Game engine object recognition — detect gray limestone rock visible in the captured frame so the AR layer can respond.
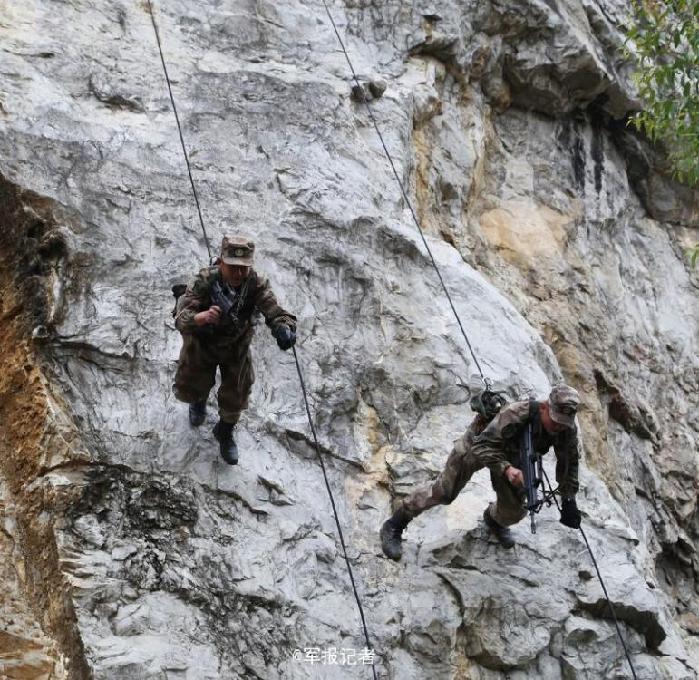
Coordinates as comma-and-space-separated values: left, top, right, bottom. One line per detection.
0, 0, 697, 679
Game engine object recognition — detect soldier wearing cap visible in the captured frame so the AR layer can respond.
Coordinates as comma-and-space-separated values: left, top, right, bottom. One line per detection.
173, 235, 296, 464
380, 384, 583, 560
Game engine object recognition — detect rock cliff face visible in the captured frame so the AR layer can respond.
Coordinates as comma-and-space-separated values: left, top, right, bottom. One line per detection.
0, 1, 697, 678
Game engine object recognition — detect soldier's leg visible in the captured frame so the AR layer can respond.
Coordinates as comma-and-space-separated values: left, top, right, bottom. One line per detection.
381, 443, 484, 561
488, 473, 527, 527
481, 472, 527, 549
398, 444, 482, 519
217, 350, 255, 425
213, 351, 255, 465
173, 335, 217, 404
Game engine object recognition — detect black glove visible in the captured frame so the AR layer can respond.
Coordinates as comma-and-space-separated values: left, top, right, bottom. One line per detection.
560, 497, 581, 529
273, 325, 296, 351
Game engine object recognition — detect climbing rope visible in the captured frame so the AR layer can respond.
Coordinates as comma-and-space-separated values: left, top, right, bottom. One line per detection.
293, 347, 378, 679
578, 526, 638, 679
320, 0, 487, 385
322, 11, 639, 670
146, 3, 378, 675
148, 1, 637, 675
542, 469, 638, 679
146, 0, 213, 262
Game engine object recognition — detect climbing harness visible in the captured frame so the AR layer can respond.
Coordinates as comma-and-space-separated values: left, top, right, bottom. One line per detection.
146, 3, 377, 676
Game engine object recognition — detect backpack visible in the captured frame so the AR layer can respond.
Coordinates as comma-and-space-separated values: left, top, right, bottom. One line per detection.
171, 283, 187, 318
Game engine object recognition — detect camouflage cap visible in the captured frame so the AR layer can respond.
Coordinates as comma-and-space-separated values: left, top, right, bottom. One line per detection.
548, 384, 580, 428
220, 234, 255, 266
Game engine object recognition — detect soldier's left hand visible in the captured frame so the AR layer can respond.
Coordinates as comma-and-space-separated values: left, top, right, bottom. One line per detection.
274, 325, 296, 351
560, 497, 581, 529
504, 465, 524, 488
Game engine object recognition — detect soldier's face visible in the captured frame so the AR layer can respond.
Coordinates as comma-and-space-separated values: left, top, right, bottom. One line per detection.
541, 402, 568, 434
220, 262, 250, 288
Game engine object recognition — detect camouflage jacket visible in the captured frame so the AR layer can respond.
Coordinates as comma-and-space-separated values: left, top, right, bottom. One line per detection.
451, 414, 490, 455
174, 266, 296, 348
469, 400, 580, 497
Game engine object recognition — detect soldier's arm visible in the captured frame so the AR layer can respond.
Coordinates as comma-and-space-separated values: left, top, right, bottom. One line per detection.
470, 402, 532, 476
451, 416, 484, 456
554, 426, 580, 497
470, 411, 518, 477
252, 275, 297, 332
174, 270, 210, 333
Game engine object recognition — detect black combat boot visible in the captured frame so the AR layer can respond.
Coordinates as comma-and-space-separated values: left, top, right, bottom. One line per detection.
483, 508, 515, 549
213, 420, 239, 465
380, 507, 412, 561
188, 400, 207, 427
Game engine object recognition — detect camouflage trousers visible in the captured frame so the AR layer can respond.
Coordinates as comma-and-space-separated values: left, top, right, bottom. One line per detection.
398, 444, 527, 527
173, 334, 255, 425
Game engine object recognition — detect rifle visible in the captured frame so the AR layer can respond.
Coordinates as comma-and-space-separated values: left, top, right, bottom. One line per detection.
519, 413, 557, 533
520, 422, 543, 533
210, 279, 240, 327
171, 278, 244, 335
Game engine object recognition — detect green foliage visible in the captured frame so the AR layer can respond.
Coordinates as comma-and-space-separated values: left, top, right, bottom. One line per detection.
628, 2, 698, 266
690, 243, 699, 267
627, 0, 699, 185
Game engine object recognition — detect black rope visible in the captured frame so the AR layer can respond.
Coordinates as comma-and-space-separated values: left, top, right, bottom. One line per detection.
147, 2, 377, 672
146, 0, 213, 262
320, 13, 636, 671
292, 347, 378, 679
292, 347, 376, 678
320, 0, 486, 384
578, 526, 638, 679
542, 469, 638, 679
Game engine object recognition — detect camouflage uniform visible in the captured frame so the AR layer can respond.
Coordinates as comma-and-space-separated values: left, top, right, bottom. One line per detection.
398, 400, 580, 527
173, 266, 296, 424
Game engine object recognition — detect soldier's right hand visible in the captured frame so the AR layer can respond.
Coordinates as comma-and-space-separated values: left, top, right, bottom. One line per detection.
504, 465, 524, 488
273, 325, 296, 351
194, 306, 222, 326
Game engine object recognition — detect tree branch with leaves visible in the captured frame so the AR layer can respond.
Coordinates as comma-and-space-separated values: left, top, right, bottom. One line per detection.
627, 0, 699, 263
